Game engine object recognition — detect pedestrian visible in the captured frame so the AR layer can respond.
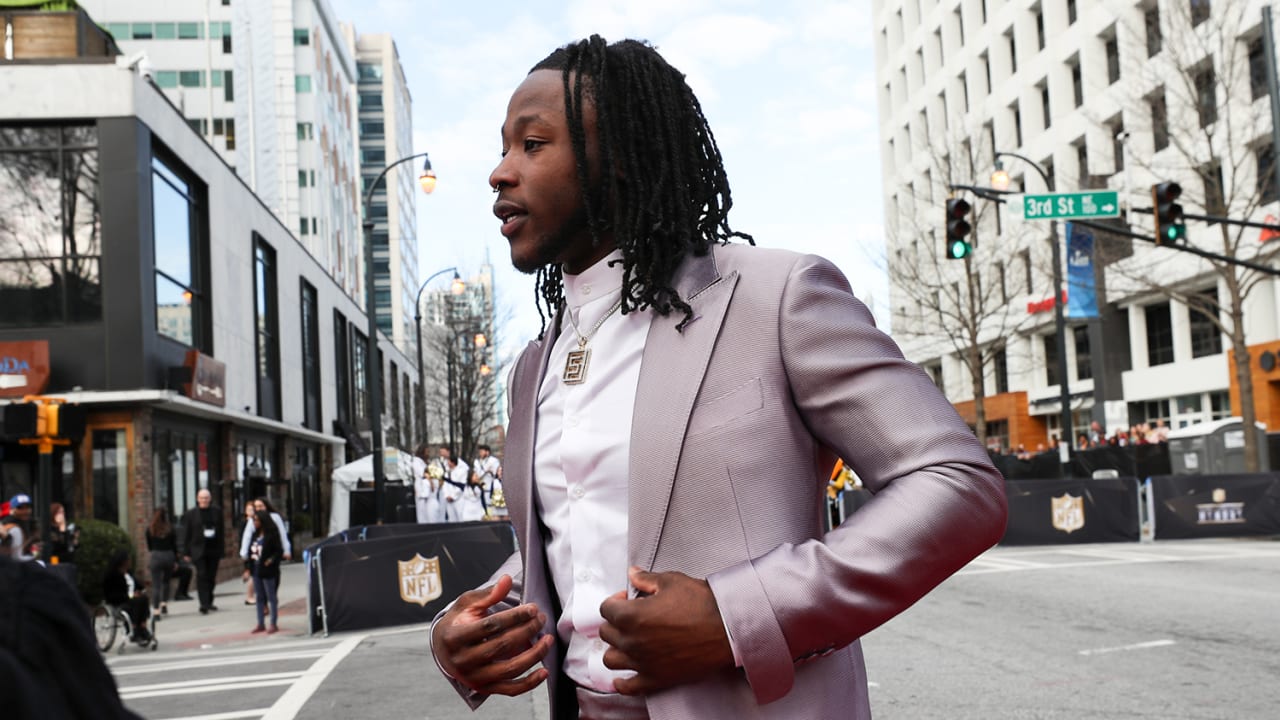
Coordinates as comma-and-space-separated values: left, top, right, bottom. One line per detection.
1, 501, 29, 561
240, 497, 291, 566
4, 493, 33, 561
236, 500, 257, 605
429, 36, 1007, 719
242, 509, 283, 634
144, 507, 178, 620
179, 488, 224, 615
416, 460, 448, 524
472, 444, 506, 519
101, 550, 151, 644
444, 452, 481, 521
46, 501, 78, 563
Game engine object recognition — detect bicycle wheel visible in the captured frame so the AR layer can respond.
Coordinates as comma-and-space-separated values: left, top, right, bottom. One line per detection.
92, 605, 116, 653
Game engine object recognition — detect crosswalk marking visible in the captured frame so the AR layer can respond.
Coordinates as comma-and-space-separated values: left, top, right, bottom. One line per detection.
120, 671, 305, 694
122, 677, 300, 700
151, 710, 268, 720
110, 649, 330, 676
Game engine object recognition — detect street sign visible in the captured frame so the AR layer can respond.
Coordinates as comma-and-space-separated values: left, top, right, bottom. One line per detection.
1023, 191, 1121, 220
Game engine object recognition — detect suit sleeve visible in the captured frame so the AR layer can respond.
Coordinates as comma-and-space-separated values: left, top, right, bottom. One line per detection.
706, 253, 1007, 704
428, 549, 524, 709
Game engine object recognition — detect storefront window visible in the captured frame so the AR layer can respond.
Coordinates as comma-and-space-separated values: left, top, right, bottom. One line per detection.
92, 429, 128, 526
153, 422, 216, 518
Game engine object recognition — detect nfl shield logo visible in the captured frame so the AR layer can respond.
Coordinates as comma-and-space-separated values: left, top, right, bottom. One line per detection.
398, 554, 443, 606
1051, 493, 1085, 534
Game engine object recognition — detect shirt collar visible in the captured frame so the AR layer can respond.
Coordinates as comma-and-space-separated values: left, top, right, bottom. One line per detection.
563, 250, 624, 308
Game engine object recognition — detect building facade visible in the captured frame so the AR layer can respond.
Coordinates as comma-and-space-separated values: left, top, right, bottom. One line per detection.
0, 15, 418, 569
347, 30, 420, 358
874, 0, 1280, 453
80, 0, 367, 304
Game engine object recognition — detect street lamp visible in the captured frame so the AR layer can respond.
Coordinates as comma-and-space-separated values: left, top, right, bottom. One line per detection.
992, 151, 1073, 475
363, 151, 434, 524
414, 267, 464, 450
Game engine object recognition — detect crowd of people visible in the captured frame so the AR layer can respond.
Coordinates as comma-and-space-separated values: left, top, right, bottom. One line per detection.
414, 444, 506, 524
987, 419, 1173, 459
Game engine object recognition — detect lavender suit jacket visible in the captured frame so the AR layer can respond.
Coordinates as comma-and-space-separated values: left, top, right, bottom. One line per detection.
439, 244, 1008, 719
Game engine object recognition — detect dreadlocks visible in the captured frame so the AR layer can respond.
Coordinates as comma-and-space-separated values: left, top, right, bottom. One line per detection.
530, 35, 752, 337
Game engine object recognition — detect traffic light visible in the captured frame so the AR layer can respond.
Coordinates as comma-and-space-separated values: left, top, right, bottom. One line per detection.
2, 403, 39, 438
945, 198, 973, 260
0, 400, 86, 440
1152, 181, 1186, 245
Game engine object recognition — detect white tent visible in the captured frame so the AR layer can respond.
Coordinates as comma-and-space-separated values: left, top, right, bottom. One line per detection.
328, 450, 427, 535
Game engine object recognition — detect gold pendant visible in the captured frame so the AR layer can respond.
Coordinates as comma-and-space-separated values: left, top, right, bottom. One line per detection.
563, 347, 590, 385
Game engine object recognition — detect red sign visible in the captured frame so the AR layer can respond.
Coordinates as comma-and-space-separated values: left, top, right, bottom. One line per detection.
0, 341, 50, 398
1027, 290, 1069, 315
182, 350, 226, 407
1260, 214, 1280, 243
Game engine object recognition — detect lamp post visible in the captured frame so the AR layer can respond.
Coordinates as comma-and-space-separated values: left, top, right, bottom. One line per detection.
992, 151, 1073, 475
363, 152, 435, 523
414, 267, 464, 450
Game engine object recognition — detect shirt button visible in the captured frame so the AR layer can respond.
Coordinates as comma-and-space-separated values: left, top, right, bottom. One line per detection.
565, 417, 579, 428
582, 284, 592, 295
572, 486, 586, 499
577, 569, 591, 582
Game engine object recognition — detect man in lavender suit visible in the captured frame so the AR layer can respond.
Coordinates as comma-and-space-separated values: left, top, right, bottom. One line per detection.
430, 36, 1007, 720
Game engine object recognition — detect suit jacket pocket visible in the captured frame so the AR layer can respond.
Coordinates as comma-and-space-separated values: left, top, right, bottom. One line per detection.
686, 377, 764, 438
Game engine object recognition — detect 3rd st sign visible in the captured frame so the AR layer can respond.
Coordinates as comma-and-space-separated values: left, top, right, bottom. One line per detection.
1023, 191, 1121, 220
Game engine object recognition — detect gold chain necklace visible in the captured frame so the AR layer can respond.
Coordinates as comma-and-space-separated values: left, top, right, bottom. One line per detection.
562, 297, 624, 385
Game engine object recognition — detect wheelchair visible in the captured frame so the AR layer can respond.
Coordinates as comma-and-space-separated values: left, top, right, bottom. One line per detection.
93, 602, 158, 653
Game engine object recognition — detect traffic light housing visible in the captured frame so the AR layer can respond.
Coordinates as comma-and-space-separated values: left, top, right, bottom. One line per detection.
2, 403, 39, 438
0, 400, 86, 441
1152, 181, 1186, 245
945, 198, 973, 260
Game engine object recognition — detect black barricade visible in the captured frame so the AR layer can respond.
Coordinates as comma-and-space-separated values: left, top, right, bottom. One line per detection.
1001, 477, 1139, 545
312, 522, 516, 634
991, 444, 1170, 480
1149, 473, 1280, 539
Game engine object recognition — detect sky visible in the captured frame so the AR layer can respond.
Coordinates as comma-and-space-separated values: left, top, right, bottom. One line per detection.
328, 0, 888, 360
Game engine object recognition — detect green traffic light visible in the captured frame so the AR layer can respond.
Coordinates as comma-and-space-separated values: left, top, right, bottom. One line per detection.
950, 240, 970, 259
1167, 227, 1177, 240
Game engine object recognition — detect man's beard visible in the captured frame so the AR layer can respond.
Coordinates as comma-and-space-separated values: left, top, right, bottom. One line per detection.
511, 203, 593, 275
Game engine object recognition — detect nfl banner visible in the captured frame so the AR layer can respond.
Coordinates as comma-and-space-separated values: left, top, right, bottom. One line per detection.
1065, 222, 1098, 319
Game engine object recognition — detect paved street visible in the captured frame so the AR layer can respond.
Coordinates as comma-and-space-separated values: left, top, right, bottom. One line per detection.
107, 538, 1280, 719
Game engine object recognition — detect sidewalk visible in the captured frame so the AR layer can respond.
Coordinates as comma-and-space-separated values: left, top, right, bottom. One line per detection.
146, 560, 311, 651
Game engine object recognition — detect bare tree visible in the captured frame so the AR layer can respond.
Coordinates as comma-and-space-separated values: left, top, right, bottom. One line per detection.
886, 132, 1038, 450
1104, 2, 1280, 469
420, 292, 511, 462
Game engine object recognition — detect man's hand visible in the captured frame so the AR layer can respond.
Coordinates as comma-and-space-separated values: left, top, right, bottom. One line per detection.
431, 574, 554, 697
599, 567, 735, 696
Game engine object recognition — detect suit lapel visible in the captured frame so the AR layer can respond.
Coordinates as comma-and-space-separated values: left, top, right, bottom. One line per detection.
506, 319, 558, 589
629, 250, 739, 570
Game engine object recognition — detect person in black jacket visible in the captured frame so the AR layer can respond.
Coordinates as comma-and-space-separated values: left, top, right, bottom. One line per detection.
0, 556, 142, 719
241, 510, 283, 634
145, 507, 178, 619
179, 489, 224, 614
102, 550, 150, 643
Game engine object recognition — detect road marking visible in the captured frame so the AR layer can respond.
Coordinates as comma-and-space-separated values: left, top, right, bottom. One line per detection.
152, 711, 268, 720
111, 649, 331, 675
122, 677, 299, 700
1078, 639, 1176, 656
261, 634, 365, 720
957, 546, 1280, 575
110, 638, 340, 664
121, 671, 304, 694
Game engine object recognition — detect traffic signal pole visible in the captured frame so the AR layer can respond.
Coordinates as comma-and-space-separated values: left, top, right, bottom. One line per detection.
15, 396, 77, 561
1048, 218, 1074, 472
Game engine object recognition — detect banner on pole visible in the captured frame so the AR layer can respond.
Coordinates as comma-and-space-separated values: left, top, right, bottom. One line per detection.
1065, 222, 1098, 319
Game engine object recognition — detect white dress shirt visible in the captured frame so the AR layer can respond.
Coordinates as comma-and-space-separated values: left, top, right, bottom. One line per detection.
534, 250, 652, 692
